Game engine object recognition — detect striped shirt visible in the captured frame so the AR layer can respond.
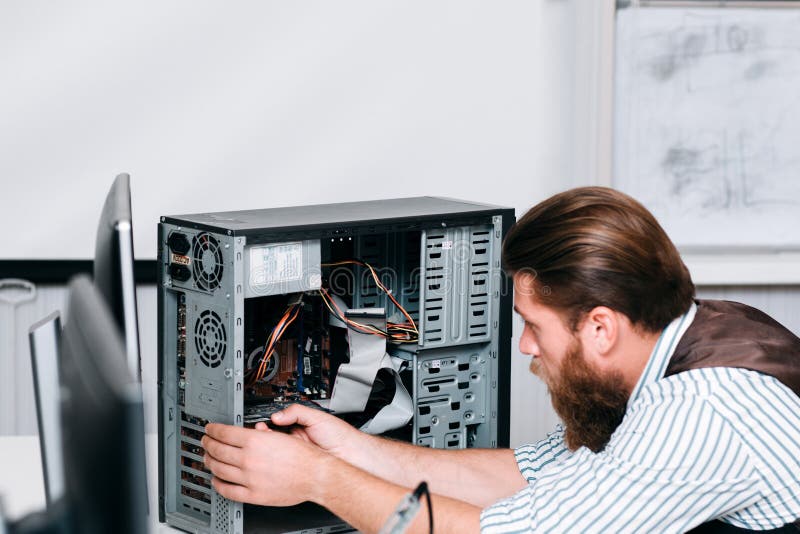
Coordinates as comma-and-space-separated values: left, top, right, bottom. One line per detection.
481, 303, 800, 532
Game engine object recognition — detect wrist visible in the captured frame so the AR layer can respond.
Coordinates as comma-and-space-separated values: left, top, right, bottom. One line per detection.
336, 427, 373, 466
311, 452, 347, 506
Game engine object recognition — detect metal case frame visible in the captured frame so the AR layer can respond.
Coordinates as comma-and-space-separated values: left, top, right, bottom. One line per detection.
158, 197, 514, 534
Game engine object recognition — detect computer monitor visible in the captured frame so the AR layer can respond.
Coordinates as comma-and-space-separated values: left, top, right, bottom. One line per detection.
28, 311, 65, 507
94, 172, 141, 379
58, 275, 147, 534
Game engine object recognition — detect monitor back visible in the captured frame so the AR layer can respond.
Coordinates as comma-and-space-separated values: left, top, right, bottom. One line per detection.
28, 311, 65, 506
59, 275, 147, 534
94, 172, 142, 379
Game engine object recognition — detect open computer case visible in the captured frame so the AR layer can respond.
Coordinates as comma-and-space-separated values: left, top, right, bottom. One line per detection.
157, 197, 514, 534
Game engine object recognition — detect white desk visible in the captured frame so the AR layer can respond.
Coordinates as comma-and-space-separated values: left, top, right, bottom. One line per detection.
0, 433, 180, 533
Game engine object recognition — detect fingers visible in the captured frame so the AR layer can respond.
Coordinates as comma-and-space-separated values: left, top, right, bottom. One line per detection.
205, 423, 251, 446
254, 422, 270, 432
201, 435, 243, 467
203, 454, 244, 485
270, 404, 322, 427
289, 427, 311, 443
211, 476, 252, 504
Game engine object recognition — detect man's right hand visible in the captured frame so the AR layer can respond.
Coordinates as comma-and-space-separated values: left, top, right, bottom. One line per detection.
267, 402, 526, 507
267, 404, 363, 462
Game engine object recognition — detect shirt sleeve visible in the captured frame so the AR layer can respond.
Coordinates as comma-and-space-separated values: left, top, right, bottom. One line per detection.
480, 381, 763, 533
513, 424, 570, 484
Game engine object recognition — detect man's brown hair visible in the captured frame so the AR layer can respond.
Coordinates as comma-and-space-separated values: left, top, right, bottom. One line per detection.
502, 187, 695, 333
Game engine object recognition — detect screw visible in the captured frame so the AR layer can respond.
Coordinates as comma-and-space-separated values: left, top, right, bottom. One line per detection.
431, 416, 439, 425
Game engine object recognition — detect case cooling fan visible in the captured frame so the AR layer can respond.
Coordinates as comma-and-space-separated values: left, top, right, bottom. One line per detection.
194, 310, 227, 368
192, 232, 224, 291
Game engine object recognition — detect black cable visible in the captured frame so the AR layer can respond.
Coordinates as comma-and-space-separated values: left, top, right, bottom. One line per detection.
412, 481, 433, 534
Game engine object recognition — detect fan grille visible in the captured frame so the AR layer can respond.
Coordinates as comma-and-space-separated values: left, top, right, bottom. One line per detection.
194, 310, 227, 368
192, 233, 224, 291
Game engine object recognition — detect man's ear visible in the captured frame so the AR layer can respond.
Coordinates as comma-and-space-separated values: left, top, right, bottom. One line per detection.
580, 306, 618, 358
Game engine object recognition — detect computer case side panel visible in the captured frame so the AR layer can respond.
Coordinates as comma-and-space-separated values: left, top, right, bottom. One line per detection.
157, 222, 167, 523
497, 209, 515, 448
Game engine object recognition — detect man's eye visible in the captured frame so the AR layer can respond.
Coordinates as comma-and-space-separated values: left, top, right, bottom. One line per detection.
515, 315, 536, 333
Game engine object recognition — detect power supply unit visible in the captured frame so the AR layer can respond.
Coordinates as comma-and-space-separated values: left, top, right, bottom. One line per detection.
157, 197, 514, 534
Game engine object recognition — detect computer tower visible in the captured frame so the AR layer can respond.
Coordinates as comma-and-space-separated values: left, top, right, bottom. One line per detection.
157, 197, 514, 534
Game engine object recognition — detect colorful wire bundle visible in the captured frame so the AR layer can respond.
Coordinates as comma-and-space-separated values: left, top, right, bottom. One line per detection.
321, 260, 419, 343
248, 259, 419, 385
248, 302, 302, 385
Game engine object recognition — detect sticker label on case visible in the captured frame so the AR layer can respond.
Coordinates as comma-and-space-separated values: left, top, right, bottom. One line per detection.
250, 242, 303, 286
171, 253, 190, 265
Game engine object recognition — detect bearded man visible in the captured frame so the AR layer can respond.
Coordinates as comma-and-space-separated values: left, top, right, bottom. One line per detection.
201, 187, 800, 533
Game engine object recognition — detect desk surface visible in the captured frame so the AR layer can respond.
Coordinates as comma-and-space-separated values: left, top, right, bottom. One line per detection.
0, 433, 179, 533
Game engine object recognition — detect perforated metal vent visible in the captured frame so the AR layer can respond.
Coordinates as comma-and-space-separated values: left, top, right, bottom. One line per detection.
192, 233, 224, 291
194, 310, 227, 368
214, 494, 231, 532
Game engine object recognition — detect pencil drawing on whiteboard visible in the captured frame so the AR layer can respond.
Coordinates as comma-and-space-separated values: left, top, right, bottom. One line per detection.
648, 22, 755, 85
614, 8, 800, 248
661, 127, 796, 211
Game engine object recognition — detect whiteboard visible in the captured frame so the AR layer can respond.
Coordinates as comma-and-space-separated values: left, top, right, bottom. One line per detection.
614, 7, 800, 249
0, 1, 549, 261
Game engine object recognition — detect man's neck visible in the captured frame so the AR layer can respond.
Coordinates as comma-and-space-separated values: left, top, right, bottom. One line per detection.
619, 328, 662, 396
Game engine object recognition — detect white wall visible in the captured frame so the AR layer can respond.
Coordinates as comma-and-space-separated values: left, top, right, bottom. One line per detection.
1, 0, 586, 261
1, 1, 608, 446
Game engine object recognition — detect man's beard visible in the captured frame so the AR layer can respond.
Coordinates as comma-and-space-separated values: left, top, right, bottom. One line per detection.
532, 339, 629, 453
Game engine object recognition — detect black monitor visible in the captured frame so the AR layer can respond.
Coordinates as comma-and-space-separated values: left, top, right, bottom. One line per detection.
94, 172, 141, 379
58, 275, 147, 534
28, 312, 65, 507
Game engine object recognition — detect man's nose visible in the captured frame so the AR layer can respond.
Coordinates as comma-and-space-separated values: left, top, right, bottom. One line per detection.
519, 328, 539, 357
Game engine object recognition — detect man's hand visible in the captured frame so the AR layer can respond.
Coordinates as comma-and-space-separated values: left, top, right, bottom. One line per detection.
202, 423, 329, 507
203, 421, 483, 533
270, 404, 364, 461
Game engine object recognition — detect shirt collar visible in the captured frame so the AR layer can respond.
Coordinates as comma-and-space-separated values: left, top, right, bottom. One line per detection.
627, 301, 697, 409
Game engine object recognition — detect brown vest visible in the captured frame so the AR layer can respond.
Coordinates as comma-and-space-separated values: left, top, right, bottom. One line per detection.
665, 300, 800, 533
666, 299, 800, 397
